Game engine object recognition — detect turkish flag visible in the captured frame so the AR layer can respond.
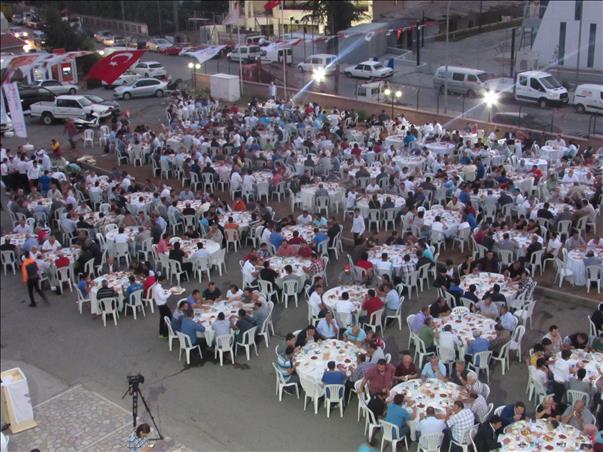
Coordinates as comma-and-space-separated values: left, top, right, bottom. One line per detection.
264, 0, 281, 10
87, 50, 145, 84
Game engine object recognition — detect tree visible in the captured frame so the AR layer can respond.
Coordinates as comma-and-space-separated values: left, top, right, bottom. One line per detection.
300, 0, 367, 35
41, 6, 95, 51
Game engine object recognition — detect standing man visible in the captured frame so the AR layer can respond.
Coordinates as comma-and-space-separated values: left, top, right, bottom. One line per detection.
152, 273, 172, 339
22, 254, 49, 307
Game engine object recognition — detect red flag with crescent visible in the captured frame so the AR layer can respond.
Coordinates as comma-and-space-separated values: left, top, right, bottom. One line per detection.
87, 50, 146, 84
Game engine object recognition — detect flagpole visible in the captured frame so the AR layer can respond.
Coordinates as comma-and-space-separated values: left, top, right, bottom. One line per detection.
281, 2, 287, 101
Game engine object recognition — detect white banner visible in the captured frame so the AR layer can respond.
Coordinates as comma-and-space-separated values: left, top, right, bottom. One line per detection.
261, 39, 302, 53
2, 83, 27, 138
183, 45, 226, 64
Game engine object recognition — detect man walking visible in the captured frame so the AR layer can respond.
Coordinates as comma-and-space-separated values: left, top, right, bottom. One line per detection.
21, 254, 48, 307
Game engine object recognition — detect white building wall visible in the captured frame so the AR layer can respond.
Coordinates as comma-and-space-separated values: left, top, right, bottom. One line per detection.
532, 0, 602, 71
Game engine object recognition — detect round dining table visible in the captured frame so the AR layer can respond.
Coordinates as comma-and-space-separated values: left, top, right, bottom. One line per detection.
566, 246, 603, 286
292, 339, 361, 384
555, 349, 603, 388
498, 419, 590, 451
459, 272, 518, 308
356, 194, 406, 218
422, 207, 463, 238
192, 299, 255, 345
389, 378, 466, 441
299, 182, 345, 211
323, 285, 368, 312
425, 142, 456, 156
367, 244, 418, 275
540, 145, 566, 162
433, 312, 497, 352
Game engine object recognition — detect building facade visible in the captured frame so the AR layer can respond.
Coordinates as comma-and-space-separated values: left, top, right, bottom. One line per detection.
531, 0, 601, 72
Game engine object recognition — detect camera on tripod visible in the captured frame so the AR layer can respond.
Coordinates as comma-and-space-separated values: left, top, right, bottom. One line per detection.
127, 374, 145, 387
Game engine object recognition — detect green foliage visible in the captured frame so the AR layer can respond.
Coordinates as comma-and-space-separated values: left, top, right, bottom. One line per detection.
41, 6, 88, 51
300, 0, 367, 35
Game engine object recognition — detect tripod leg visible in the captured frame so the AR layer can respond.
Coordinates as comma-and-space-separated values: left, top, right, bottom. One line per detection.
132, 392, 138, 428
136, 388, 163, 440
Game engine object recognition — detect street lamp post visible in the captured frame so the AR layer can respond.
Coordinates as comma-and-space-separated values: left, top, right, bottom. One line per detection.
483, 90, 499, 123
188, 62, 201, 90
384, 88, 402, 118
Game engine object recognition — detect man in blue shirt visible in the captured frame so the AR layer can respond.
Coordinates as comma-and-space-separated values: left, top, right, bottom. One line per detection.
126, 275, 143, 302
499, 401, 526, 427
312, 228, 329, 247
321, 361, 346, 397
421, 356, 447, 379
466, 330, 490, 365
384, 393, 416, 439
383, 283, 401, 317
269, 228, 284, 249
180, 309, 205, 346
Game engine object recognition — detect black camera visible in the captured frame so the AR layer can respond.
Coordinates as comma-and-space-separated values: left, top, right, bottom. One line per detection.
127, 374, 145, 386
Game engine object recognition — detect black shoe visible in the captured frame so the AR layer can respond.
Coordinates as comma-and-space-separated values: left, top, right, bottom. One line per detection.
29, 303, 37, 307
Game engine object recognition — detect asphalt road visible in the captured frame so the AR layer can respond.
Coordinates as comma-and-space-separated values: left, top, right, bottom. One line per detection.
129, 49, 600, 139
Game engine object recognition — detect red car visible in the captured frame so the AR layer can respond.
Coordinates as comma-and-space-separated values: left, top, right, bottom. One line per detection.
162, 43, 192, 56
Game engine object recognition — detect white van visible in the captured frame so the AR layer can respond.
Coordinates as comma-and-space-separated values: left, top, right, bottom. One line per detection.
573, 84, 603, 114
227, 45, 262, 63
297, 54, 337, 75
260, 48, 292, 65
433, 66, 494, 97
514, 71, 568, 108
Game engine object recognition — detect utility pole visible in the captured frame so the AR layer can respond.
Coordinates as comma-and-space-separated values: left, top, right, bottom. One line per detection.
121, 0, 126, 33
416, 21, 420, 66
444, 0, 451, 113
173, 1, 179, 33
157, 1, 162, 35
575, 5, 583, 87
510, 28, 516, 78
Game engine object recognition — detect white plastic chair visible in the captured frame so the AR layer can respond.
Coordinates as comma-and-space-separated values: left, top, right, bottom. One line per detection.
164, 315, 178, 352
56, 266, 73, 293
214, 334, 235, 366
586, 266, 602, 294
418, 432, 444, 452
100, 297, 119, 327
448, 425, 477, 452
177, 331, 202, 365
362, 308, 384, 334
468, 350, 493, 383
451, 306, 469, 315
553, 257, 574, 287
124, 290, 146, 320
384, 297, 404, 330
143, 283, 156, 314
566, 389, 590, 406
300, 374, 324, 415
380, 420, 409, 452
225, 228, 240, 252
323, 384, 345, 418
281, 279, 299, 308
491, 340, 511, 375
235, 326, 258, 361
360, 397, 382, 441
83, 129, 94, 148
272, 362, 299, 401
75, 286, 91, 314
413, 336, 435, 368
1, 250, 18, 275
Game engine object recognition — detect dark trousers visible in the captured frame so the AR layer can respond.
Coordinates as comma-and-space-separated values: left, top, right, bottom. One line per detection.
27, 279, 47, 305
552, 381, 566, 405
158, 304, 172, 337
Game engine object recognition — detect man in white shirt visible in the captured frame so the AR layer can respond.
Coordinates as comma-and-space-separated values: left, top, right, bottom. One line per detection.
316, 312, 339, 339
230, 170, 243, 193
13, 220, 33, 234
191, 242, 209, 260
351, 208, 365, 239
242, 257, 259, 288
152, 274, 173, 338
551, 349, 577, 402
41, 235, 62, 252
417, 407, 447, 444
374, 253, 393, 276
431, 216, 444, 233
438, 324, 460, 355
365, 180, 380, 194
242, 171, 256, 193
334, 291, 356, 315
113, 227, 129, 244
308, 285, 326, 318
297, 210, 313, 226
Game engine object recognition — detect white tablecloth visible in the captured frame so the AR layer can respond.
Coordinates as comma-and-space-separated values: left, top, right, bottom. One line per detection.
389, 379, 465, 441
393, 156, 426, 171
293, 339, 360, 383
557, 350, 603, 387
567, 247, 603, 286
433, 312, 497, 346
423, 207, 463, 238
281, 225, 318, 243
493, 230, 543, 256
517, 158, 547, 173
499, 420, 589, 451
299, 183, 344, 210
425, 142, 456, 156
540, 145, 566, 161
384, 135, 405, 151
323, 286, 368, 312
193, 299, 254, 344
356, 194, 406, 218
367, 244, 417, 273
460, 272, 518, 307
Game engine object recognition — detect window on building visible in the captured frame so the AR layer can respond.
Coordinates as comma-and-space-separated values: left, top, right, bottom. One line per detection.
575, 0, 583, 20
587, 23, 597, 68
558, 22, 566, 65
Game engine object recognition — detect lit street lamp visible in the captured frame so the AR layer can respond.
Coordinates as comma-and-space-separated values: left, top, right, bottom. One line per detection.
483, 90, 499, 122
188, 62, 201, 90
384, 87, 402, 118
312, 67, 326, 84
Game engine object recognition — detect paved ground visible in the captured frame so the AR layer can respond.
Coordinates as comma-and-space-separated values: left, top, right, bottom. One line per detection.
1, 173, 601, 452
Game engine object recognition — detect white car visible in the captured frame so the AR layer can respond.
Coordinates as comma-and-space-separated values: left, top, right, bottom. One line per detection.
113, 78, 168, 100
103, 35, 127, 47
131, 61, 167, 78
344, 60, 393, 79
101, 71, 141, 88
9, 27, 28, 38
146, 38, 173, 52
94, 30, 113, 43
30, 79, 78, 95
297, 54, 337, 75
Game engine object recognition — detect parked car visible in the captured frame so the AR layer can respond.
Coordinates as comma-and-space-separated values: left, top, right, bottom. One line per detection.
514, 71, 568, 108
14, 84, 56, 114
104, 35, 127, 47
94, 30, 113, 43
343, 60, 393, 79
227, 45, 262, 63
572, 84, 603, 114
11, 14, 24, 25
9, 27, 28, 38
297, 54, 337, 75
30, 95, 114, 125
101, 71, 141, 88
433, 66, 496, 97
83, 95, 121, 113
146, 38, 173, 52
29, 79, 78, 95
491, 112, 562, 133
162, 42, 192, 55
113, 78, 168, 100
131, 61, 167, 78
